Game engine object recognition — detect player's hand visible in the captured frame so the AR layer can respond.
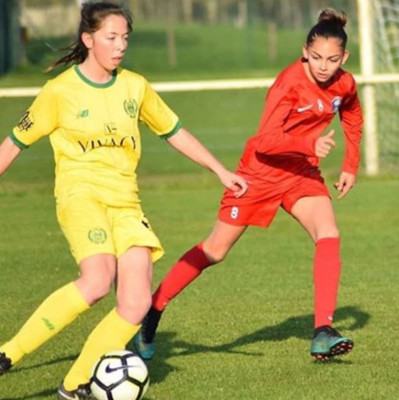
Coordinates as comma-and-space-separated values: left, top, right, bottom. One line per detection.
315, 129, 336, 158
334, 171, 356, 199
218, 170, 248, 198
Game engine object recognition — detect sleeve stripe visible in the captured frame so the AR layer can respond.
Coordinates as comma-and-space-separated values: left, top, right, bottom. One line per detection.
160, 120, 182, 140
9, 132, 29, 149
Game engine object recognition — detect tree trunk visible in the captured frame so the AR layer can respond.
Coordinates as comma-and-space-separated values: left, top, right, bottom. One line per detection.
182, 0, 193, 24
206, 0, 218, 25
267, 21, 278, 62
167, 0, 177, 68
128, 0, 140, 19
237, 0, 248, 28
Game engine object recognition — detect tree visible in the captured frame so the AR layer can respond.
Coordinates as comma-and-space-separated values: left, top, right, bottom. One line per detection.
182, 0, 193, 23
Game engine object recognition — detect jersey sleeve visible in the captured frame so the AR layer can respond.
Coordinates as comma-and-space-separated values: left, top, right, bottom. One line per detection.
255, 79, 315, 156
10, 82, 58, 149
139, 79, 181, 138
339, 78, 363, 174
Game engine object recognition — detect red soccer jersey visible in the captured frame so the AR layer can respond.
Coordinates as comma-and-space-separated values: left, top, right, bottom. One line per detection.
238, 58, 363, 185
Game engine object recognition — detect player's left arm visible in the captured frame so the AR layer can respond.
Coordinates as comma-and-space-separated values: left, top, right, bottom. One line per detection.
337, 79, 363, 199
167, 128, 247, 197
334, 171, 357, 199
139, 78, 247, 197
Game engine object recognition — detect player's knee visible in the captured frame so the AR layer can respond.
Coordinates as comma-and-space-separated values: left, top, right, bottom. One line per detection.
94, 280, 113, 301
315, 228, 340, 242
79, 276, 113, 304
118, 293, 152, 324
203, 246, 229, 264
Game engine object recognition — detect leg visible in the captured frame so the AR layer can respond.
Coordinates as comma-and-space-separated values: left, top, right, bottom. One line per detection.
75, 253, 117, 305
62, 248, 150, 392
291, 196, 353, 360
153, 219, 247, 311
60, 254, 116, 394
116, 246, 153, 324
131, 220, 246, 359
0, 282, 89, 370
0, 254, 114, 377
291, 195, 340, 326
290, 195, 339, 242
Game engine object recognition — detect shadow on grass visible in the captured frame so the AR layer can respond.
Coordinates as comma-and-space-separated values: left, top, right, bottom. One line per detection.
148, 305, 370, 384
0, 354, 78, 400
6, 353, 78, 375
1, 389, 56, 400
1, 306, 368, 398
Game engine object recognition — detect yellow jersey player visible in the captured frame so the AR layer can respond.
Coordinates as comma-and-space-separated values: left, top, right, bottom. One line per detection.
0, 2, 247, 399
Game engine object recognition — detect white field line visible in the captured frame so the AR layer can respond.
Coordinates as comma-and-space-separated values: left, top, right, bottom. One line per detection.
2, 74, 399, 98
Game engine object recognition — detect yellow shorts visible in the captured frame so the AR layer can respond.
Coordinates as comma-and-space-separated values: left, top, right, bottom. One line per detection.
56, 196, 164, 264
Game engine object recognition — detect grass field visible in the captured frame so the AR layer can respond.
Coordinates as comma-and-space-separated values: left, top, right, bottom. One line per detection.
0, 38, 398, 399
0, 87, 398, 400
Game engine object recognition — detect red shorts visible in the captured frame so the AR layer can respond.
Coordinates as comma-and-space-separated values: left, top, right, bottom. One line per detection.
218, 172, 330, 228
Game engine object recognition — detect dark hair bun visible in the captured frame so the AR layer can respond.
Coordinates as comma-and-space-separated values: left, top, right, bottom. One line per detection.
318, 8, 347, 28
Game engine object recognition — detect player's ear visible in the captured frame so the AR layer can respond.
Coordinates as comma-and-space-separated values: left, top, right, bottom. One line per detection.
341, 50, 349, 65
81, 32, 93, 49
302, 45, 309, 60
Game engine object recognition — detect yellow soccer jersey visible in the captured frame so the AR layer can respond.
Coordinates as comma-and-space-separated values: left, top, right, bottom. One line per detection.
11, 66, 181, 206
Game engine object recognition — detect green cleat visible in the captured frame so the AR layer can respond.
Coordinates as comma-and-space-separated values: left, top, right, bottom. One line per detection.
130, 329, 156, 360
311, 325, 354, 361
126, 307, 163, 360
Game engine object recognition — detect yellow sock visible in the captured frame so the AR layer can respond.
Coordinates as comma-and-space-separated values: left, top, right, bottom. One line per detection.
0, 282, 89, 364
63, 308, 140, 391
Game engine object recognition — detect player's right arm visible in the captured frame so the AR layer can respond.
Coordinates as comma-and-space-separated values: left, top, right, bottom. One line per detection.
0, 82, 58, 179
0, 137, 22, 177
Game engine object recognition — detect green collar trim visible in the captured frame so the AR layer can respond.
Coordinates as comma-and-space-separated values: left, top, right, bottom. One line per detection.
74, 65, 117, 88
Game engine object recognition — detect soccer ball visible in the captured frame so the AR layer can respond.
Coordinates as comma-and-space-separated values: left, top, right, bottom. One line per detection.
90, 350, 149, 400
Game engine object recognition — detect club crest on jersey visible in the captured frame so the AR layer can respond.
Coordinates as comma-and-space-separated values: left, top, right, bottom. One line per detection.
317, 99, 324, 112
332, 97, 342, 113
88, 228, 107, 244
124, 98, 138, 118
17, 111, 34, 132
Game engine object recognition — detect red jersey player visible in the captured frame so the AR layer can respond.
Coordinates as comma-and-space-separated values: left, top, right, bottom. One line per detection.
129, 8, 363, 362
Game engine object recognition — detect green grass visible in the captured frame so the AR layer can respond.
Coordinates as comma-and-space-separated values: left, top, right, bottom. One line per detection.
0, 84, 398, 398
0, 179, 398, 399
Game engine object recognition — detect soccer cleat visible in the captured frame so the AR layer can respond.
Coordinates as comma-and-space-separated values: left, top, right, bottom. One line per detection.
131, 329, 156, 360
57, 382, 93, 400
311, 325, 354, 361
0, 352, 12, 376
126, 307, 163, 360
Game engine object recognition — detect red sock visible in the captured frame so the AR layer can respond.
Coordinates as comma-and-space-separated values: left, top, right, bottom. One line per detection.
313, 237, 342, 328
152, 243, 214, 311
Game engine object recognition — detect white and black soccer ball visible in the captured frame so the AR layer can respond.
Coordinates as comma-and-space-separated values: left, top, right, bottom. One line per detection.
90, 350, 149, 400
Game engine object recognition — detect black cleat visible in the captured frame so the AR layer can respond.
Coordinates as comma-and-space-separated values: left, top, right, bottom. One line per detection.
57, 382, 93, 400
0, 352, 12, 376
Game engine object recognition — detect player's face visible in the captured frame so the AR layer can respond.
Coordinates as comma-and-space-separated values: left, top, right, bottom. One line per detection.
303, 37, 349, 85
83, 14, 129, 72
